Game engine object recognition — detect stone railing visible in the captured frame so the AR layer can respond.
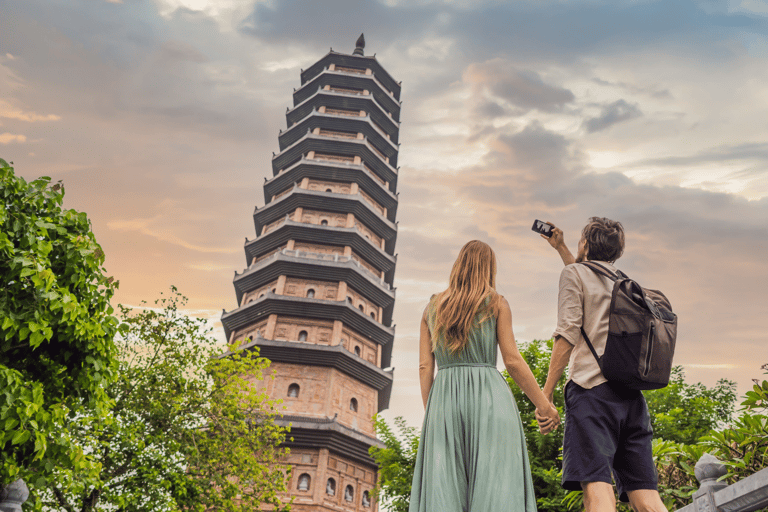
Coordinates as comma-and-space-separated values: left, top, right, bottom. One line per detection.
366, 140, 386, 160
262, 216, 287, 235
327, 85, 366, 96
362, 163, 386, 186
280, 248, 390, 289
334, 65, 367, 75
245, 247, 389, 290
314, 152, 355, 164
324, 107, 360, 118
675, 453, 768, 512
318, 128, 358, 140
0, 479, 29, 512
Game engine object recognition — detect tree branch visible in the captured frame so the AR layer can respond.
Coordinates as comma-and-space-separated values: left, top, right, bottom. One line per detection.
52, 486, 77, 512
81, 487, 101, 512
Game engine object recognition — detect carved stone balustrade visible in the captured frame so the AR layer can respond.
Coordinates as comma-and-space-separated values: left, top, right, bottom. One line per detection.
0, 480, 29, 512
675, 453, 768, 512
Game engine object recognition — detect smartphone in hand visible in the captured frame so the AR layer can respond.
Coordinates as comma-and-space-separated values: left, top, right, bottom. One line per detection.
532, 219, 553, 238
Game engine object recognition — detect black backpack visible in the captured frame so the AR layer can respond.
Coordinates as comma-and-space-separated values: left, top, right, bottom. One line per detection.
579, 261, 678, 390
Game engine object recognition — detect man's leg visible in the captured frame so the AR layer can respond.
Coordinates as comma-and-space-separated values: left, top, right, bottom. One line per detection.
582, 482, 616, 512
626, 489, 666, 512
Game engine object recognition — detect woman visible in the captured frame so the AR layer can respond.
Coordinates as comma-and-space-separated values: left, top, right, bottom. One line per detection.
409, 240, 560, 512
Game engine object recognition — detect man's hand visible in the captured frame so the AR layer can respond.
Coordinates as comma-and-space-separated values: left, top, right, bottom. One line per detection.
542, 221, 575, 266
542, 221, 565, 250
535, 403, 561, 435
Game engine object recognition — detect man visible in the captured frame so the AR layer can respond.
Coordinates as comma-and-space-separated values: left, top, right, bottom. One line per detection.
536, 217, 667, 512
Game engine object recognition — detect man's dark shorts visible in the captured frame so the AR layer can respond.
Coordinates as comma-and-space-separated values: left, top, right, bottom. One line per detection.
562, 380, 658, 502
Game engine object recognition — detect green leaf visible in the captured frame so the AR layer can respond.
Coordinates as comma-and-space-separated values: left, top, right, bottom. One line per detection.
11, 429, 30, 445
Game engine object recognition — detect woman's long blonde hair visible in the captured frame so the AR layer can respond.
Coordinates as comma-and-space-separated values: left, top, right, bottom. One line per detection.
432, 240, 500, 353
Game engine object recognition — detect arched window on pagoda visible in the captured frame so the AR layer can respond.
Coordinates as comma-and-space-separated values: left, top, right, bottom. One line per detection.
344, 485, 354, 502
326, 478, 336, 496
297, 473, 311, 491
287, 383, 300, 398
362, 491, 371, 508
306, 288, 315, 298
354, 346, 361, 357
298, 330, 308, 342
350, 397, 358, 412
321, 220, 329, 226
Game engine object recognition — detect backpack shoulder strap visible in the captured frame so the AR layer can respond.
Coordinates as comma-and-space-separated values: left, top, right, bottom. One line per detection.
580, 326, 601, 365
577, 261, 620, 367
579, 261, 621, 281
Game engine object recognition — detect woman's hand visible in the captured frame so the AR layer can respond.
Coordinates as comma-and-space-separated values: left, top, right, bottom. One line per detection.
535, 403, 561, 435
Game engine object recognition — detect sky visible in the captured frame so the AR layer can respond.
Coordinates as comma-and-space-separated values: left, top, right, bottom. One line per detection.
2, 0, 767, 430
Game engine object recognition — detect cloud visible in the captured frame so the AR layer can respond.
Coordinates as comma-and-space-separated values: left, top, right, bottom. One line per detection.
583, 99, 643, 133
0, 100, 60, 122
186, 262, 235, 271
446, 0, 768, 64
592, 77, 672, 99
464, 60, 575, 113
238, 0, 439, 49
0, 133, 27, 144
107, 217, 240, 255
625, 142, 768, 168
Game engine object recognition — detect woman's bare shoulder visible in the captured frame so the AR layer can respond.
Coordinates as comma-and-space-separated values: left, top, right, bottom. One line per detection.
494, 293, 512, 318
422, 294, 437, 320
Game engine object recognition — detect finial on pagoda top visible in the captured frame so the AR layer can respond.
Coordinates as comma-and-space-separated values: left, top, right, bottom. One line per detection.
353, 33, 365, 56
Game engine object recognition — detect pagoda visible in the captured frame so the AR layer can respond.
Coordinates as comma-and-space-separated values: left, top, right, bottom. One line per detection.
221, 35, 401, 511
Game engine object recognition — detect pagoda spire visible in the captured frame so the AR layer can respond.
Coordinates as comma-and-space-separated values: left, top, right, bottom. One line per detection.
353, 33, 365, 56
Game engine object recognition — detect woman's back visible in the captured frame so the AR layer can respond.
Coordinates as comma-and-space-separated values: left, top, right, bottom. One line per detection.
427, 295, 498, 368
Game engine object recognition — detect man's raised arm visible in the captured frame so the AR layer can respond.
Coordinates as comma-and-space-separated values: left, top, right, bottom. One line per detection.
542, 222, 576, 266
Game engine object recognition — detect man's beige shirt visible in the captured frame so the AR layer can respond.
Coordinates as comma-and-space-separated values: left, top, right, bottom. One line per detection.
552, 260, 618, 389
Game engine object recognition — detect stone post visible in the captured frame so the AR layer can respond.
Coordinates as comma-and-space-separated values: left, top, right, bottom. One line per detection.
692, 453, 728, 512
0, 480, 29, 512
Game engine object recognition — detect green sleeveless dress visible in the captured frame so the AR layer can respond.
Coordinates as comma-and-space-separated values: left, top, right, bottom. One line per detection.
408, 297, 538, 512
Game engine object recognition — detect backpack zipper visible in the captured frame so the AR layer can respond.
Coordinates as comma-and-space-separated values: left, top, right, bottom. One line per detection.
643, 323, 655, 377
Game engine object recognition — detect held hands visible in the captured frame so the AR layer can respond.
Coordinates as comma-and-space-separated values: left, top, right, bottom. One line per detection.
535, 401, 560, 435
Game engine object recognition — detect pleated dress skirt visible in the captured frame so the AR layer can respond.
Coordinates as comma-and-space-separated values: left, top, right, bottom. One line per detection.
408, 301, 538, 512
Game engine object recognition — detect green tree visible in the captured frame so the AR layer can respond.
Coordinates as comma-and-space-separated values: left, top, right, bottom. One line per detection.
650, 364, 768, 511
502, 338, 569, 512
369, 416, 420, 512
39, 289, 292, 512
644, 366, 737, 445
0, 158, 120, 492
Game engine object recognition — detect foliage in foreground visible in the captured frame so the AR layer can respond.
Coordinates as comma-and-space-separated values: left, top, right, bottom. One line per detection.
648, 364, 768, 511
369, 416, 420, 512
0, 158, 121, 489
36, 289, 292, 512
370, 339, 750, 512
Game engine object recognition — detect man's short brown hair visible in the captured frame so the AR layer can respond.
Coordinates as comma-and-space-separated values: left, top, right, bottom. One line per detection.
582, 217, 625, 262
